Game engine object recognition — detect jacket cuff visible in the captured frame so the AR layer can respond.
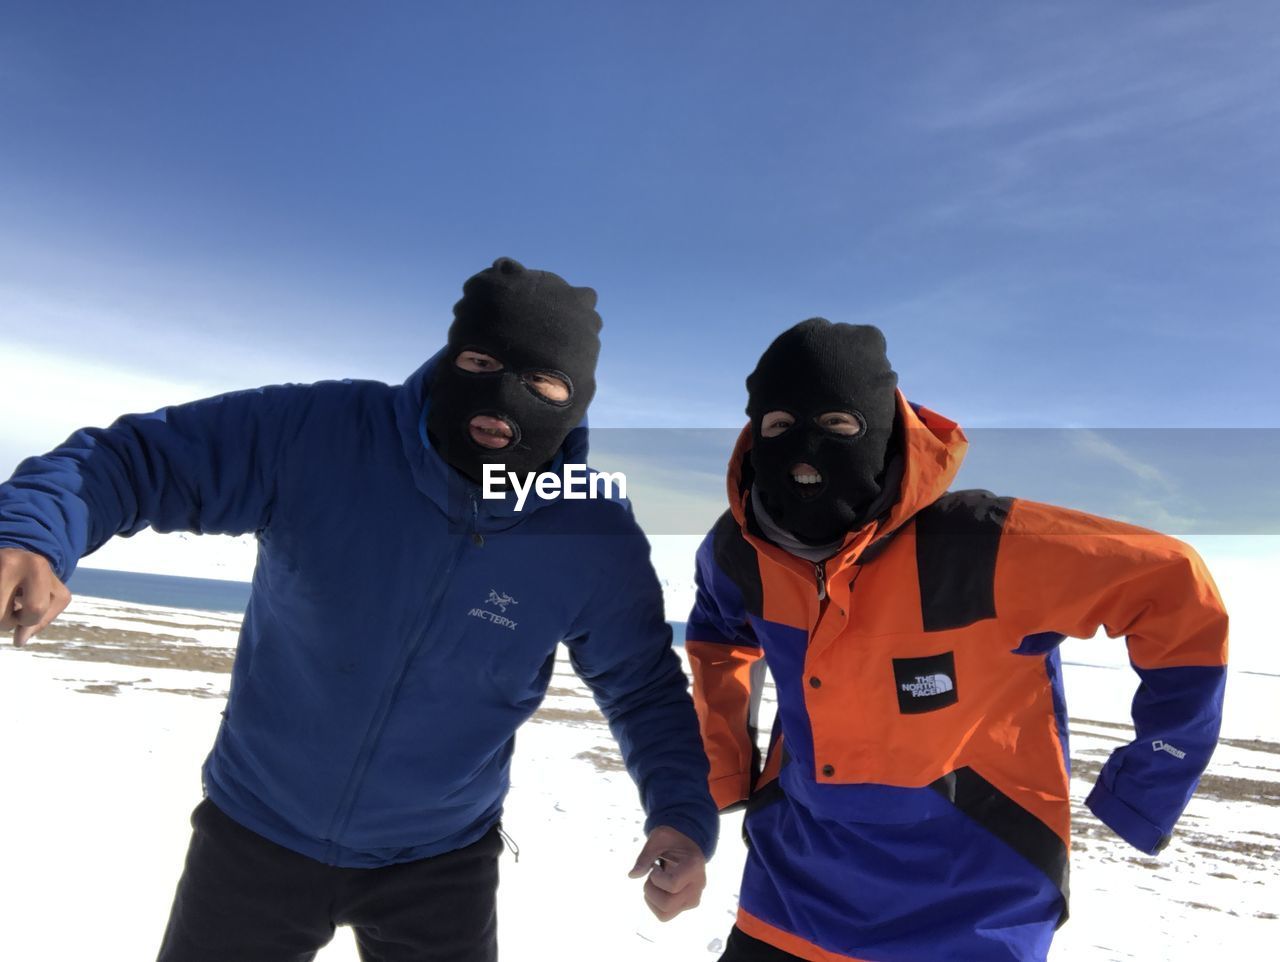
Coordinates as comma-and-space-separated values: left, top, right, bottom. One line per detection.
644, 811, 718, 860
0, 540, 68, 582
1086, 780, 1171, 855
709, 772, 751, 812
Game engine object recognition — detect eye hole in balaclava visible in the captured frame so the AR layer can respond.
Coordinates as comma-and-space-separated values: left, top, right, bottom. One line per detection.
746, 318, 899, 545
427, 258, 602, 483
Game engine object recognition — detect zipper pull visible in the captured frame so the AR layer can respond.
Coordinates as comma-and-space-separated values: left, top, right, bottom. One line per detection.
470, 494, 484, 546
815, 562, 827, 601
497, 824, 520, 862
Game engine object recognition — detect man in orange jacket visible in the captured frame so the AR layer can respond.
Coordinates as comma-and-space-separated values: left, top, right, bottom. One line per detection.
685, 318, 1228, 962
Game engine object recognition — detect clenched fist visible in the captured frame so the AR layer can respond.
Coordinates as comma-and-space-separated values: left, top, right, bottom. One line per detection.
0, 548, 71, 647
628, 825, 707, 922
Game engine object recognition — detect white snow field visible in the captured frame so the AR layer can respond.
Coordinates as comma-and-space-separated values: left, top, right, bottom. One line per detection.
0, 580, 1275, 961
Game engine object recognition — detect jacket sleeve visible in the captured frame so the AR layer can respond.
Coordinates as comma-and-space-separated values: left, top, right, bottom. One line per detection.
995, 498, 1229, 855
562, 514, 719, 859
0, 385, 309, 580
684, 528, 767, 811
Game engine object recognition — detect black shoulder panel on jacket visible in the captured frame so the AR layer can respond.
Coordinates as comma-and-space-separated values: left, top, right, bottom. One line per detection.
712, 510, 764, 619
914, 489, 1012, 632
931, 766, 1070, 926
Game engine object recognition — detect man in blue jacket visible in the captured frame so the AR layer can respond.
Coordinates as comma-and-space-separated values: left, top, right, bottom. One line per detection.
0, 257, 717, 961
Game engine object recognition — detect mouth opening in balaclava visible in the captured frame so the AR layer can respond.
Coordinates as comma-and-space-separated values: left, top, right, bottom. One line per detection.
746, 317, 899, 545
427, 257, 602, 483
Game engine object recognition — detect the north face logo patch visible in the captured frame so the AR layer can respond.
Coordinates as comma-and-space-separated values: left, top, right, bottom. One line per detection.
893, 652, 959, 714
901, 673, 954, 698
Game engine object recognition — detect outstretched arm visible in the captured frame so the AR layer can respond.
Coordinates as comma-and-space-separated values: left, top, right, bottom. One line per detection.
0, 384, 310, 642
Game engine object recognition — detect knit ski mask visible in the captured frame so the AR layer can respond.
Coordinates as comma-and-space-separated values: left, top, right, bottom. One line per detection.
746, 318, 899, 545
428, 257, 602, 482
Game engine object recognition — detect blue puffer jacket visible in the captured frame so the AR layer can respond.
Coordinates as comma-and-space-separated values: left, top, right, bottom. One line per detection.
0, 353, 718, 866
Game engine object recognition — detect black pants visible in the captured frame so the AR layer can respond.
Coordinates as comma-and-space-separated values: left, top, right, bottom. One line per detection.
157, 798, 502, 962
719, 926, 807, 961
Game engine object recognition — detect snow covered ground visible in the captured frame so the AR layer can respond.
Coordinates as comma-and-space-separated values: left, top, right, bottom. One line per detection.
0, 593, 1275, 960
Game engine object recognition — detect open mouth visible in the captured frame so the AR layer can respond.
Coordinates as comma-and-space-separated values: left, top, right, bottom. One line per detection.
788, 462, 826, 498
468, 415, 515, 450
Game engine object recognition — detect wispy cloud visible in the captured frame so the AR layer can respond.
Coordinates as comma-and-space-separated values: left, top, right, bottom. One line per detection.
918, 3, 1280, 136
1070, 429, 1177, 493
904, 2, 1280, 232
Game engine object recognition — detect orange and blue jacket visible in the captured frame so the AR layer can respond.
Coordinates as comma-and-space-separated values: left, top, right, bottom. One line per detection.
686, 396, 1228, 962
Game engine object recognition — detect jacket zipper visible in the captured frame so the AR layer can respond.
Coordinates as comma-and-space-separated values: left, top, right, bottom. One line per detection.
323, 491, 483, 856
814, 561, 827, 601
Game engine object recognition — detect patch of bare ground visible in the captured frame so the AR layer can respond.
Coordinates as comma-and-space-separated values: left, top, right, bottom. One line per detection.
1073, 732, 1128, 745
78, 599, 241, 621
34, 622, 192, 646
543, 686, 587, 700
1070, 748, 1280, 870
152, 687, 225, 699
62, 677, 225, 699
109, 615, 234, 632
22, 626, 235, 674
1068, 758, 1106, 783
1071, 717, 1280, 757
1083, 816, 1276, 870
1172, 831, 1277, 864
1069, 717, 1133, 732
575, 746, 625, 773
77, 682, 127, 696
1193, 773, 1280, 806
1216, 736, 1280, 756
1071, 756, 1279, 807
532, 705, 606, 727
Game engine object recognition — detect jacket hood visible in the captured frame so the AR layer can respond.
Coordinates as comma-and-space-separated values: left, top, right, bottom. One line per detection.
727, 390, 967, 559
394, 350, 591, 529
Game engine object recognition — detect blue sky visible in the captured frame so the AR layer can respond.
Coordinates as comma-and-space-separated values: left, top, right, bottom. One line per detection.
2, 1, 1278, 535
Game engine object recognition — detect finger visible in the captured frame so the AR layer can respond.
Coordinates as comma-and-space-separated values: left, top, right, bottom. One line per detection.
15, 581, 70, 647
9, 554, 55, 624
9, 562, 55, 632
0, 568, 21, 631
645, 861, 686, 895
644, 880, 700, 922
651, 854, 706, 895
645, 878, 686, 913
643, 885, 679, 922
628, 837, 664, 879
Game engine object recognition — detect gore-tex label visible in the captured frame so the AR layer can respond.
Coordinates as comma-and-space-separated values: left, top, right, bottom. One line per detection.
893, 651, 959, 714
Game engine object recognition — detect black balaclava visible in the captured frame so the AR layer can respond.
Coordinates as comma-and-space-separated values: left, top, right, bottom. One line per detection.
427, 257, 602, 483
746, 318, 899, 545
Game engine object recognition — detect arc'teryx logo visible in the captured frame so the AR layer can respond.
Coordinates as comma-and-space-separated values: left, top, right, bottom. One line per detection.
486, 589, 517, 613
468, 589, 519, 630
